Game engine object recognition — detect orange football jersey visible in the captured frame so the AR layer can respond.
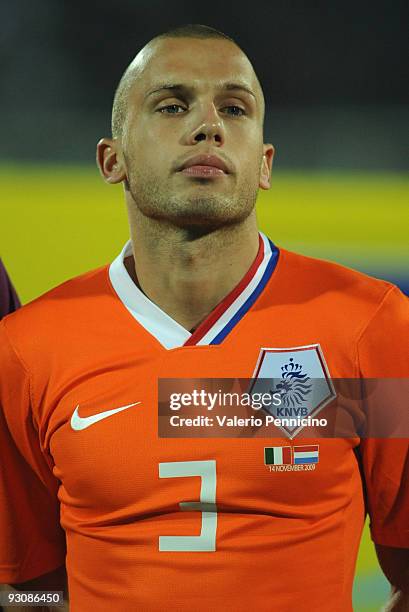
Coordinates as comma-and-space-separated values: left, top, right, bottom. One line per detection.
0, 233, 408, 612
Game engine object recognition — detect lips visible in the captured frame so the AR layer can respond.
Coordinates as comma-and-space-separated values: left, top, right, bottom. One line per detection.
178, 154, 230, 175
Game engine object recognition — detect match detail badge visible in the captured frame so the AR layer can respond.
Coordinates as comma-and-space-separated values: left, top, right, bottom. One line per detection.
250, 344, 336, 438
264, 445, 319, 465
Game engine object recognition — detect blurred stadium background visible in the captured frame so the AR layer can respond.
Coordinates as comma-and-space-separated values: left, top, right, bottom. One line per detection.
1, 2, 407, 610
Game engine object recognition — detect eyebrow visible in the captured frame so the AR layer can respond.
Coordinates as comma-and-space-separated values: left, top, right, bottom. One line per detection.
145, 82, 257, 100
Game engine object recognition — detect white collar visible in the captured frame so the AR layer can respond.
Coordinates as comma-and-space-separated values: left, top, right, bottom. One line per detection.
108, 233, 278, 349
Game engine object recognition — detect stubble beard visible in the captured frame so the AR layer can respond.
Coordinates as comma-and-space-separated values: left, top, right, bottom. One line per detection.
126, 169, 259, 230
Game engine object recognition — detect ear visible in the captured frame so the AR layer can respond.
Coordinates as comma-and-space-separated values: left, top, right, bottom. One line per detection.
259, 144, 275, 190
96, 138, 127, 184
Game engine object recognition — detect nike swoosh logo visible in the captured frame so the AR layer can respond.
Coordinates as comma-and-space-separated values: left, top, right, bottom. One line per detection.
71, 402, 141, 431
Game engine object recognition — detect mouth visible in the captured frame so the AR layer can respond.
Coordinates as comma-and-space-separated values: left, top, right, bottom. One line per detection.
177, 154, 230, 178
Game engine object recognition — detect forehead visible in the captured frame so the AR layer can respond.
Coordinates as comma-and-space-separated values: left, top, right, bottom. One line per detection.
131, 37, 260, 97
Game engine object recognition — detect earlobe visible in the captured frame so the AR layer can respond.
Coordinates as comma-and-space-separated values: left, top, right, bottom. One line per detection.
96, 138, 127, 184
259, 145, 274, 190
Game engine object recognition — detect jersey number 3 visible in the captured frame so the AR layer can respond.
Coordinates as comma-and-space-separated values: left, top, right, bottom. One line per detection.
159, 460, 217, 552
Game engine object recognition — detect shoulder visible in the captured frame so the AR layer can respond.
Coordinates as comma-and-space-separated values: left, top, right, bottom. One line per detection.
277, 247, 401, 309
0, 264, 111, 357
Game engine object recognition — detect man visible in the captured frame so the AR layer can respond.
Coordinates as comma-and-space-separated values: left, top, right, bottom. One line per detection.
0, 260, 20, 612
0, 259, 20, 319
0, 24, 408, 612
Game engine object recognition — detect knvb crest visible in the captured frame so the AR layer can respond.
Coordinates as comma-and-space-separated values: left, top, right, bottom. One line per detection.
274, 358, 312, 408
250, 344, 336, 438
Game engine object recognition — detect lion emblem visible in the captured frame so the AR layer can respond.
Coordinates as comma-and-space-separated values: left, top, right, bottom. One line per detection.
273, 358, 312, 407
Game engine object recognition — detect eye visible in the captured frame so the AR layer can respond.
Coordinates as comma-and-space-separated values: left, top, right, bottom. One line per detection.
157, 104, 186, 114
223, 105, 246, 117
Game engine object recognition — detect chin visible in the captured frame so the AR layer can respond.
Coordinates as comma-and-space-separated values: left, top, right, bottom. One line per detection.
168, 209, 252, 231
130, 184, 257, 230
169, 195, 254, 225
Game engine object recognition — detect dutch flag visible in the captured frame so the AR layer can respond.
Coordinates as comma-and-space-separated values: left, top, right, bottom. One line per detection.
293, 445, 319, 464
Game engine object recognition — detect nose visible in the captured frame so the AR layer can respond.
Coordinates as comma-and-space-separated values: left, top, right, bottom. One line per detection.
187, 103, 225, 146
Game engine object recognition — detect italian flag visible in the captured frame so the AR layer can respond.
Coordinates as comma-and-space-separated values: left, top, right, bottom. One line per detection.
265, 446, 292, 465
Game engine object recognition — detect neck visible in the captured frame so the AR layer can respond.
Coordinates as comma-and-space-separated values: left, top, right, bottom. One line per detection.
124, 207, 260, 332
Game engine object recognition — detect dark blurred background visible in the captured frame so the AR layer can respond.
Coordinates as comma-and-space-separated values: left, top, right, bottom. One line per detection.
1, 0, 408, 168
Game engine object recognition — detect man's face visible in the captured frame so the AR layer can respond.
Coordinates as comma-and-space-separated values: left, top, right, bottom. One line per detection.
117, 37, 272, 229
